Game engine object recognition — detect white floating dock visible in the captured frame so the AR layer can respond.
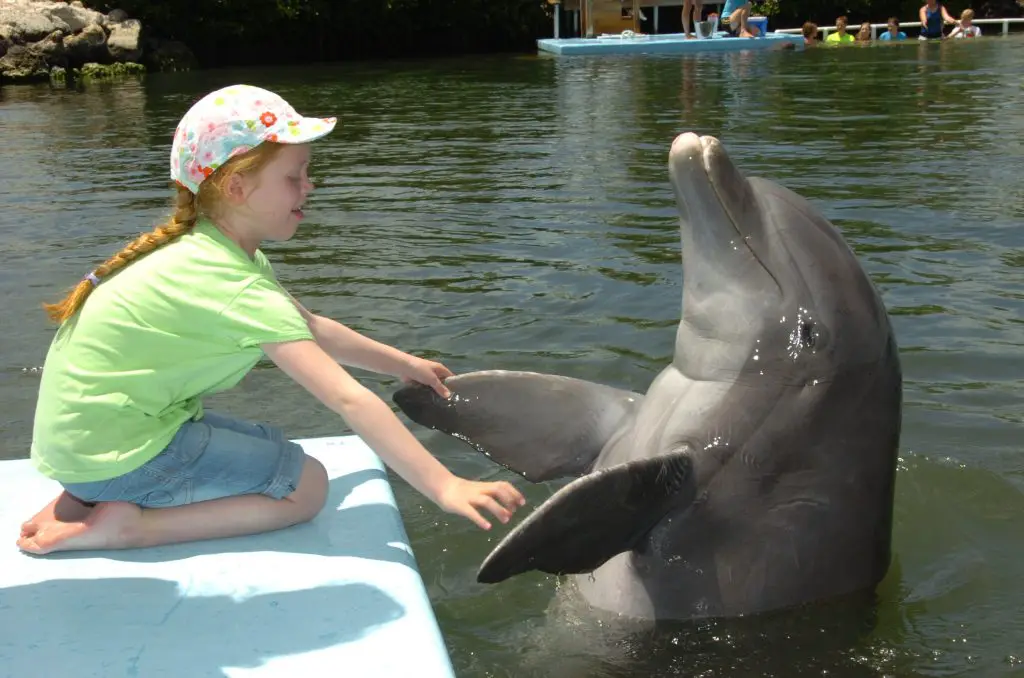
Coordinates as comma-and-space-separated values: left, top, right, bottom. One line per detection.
538, 31, 804, 55
0, 436, 455, 678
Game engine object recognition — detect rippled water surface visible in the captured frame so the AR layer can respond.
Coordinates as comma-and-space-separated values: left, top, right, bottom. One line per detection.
2, 36, 1023, 677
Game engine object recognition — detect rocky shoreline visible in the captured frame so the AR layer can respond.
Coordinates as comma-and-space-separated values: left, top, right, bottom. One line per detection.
0, 0, 195, 85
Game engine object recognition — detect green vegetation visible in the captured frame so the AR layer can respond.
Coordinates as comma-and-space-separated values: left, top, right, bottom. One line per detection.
48, 62, 145, 84
80, 62, 146, 78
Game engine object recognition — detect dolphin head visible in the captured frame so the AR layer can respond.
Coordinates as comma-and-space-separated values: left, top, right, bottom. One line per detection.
669, 132, 893, 383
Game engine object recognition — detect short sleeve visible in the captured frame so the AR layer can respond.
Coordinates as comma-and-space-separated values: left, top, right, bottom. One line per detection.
220, 276, 314, 349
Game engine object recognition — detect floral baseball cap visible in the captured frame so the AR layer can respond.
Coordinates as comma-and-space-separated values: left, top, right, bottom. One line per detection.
170, 84, 337, 194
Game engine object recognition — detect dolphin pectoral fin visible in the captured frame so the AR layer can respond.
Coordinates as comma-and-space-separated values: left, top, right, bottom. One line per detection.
393, 370, 644, 482
476, 450, 694, 584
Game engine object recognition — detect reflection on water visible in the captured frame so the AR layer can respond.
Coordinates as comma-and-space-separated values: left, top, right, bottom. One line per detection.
2, 36, 1023, 678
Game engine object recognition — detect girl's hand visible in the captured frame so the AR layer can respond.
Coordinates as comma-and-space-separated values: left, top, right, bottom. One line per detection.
399, 356, 455, 398
435, 477, 526, 530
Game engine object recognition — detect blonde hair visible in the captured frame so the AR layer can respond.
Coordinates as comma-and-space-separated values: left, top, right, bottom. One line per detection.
44, 142, 284, 324
961, 9, 974, 21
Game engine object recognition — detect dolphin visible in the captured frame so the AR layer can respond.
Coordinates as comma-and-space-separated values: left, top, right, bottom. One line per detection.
394, 132, 903, 621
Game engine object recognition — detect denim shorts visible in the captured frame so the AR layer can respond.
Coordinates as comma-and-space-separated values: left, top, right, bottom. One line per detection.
61, 411, 307, 508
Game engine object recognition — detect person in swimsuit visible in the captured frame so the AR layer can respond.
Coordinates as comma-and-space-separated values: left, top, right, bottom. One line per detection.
918, 0, 957, 40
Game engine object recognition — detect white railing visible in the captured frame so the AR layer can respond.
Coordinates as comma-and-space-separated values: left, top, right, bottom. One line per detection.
774, 17, 1024, 40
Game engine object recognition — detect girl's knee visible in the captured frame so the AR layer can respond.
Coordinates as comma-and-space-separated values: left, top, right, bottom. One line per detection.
291, 456, 328, 520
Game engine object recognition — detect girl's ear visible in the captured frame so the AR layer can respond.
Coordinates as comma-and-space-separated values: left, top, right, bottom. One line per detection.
223, 172, 251, 206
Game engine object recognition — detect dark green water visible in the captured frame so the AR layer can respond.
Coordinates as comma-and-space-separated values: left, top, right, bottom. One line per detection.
2, 37, 1023, 677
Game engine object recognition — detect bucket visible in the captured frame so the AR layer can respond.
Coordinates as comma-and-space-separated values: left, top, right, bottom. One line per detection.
748, 15, 768, 36
695, 17, 717, 39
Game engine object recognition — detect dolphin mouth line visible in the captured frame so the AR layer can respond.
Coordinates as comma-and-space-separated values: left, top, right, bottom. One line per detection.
699, 138, 782, 295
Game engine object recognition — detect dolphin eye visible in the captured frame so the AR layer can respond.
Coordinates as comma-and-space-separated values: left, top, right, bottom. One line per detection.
786, 314, 820, 360
801, 322, 815, 348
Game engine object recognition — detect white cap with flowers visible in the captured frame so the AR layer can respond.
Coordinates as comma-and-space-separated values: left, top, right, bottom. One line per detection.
170, 84, 337, 194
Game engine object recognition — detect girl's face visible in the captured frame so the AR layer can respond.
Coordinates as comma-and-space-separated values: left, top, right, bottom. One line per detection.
238, 143, 314, 243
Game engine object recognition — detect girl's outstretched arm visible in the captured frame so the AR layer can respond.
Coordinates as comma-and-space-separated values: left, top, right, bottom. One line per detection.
286, 292, 451, 395
263, 339, 525, 529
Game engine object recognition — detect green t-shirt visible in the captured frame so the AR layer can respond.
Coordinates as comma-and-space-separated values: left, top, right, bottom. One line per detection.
31, 219, 314, 483
825, 32, 854, 43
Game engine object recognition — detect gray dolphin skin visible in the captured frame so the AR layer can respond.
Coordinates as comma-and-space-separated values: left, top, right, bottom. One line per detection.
393, 132, 903, 621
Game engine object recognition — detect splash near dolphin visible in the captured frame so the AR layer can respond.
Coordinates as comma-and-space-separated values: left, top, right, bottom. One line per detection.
394, 133, 903, 621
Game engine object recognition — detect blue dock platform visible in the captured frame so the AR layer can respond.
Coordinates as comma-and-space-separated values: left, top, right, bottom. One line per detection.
538, 30, 805, 55
0, 435, 456, 678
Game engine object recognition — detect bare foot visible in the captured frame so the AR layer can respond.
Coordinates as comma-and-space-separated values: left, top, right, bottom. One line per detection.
17, 501, 143, 555
20, 491, 94, 538
741, 30, 756, 38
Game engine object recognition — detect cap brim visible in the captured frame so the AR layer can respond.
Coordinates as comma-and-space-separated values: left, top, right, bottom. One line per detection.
272, 116, 338, 144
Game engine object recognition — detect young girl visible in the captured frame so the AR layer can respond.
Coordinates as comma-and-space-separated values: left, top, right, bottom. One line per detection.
949, 9, 982, 38
17, 84, 525, 555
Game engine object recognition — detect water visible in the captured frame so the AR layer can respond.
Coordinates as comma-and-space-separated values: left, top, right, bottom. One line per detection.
2, 37, 1023, 677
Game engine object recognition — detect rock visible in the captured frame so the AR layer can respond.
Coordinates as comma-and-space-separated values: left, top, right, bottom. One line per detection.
145, 37, 196, 72
0, 1, 195, 85
0, 5, 70, 43
30, 28, 65, 62
106, 17, 140, 61
62, 20, 103, 65
0, 43, 50, 82
105, 8, 127, 24
44, 1, 104, 32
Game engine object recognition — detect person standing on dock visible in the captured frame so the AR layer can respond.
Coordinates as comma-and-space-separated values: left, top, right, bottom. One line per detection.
682, 0, 704, 39
918, 0, 957, 40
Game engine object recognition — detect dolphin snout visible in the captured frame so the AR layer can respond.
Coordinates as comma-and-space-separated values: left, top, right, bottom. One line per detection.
669, 132, 715, 167
669, 133, 723, 235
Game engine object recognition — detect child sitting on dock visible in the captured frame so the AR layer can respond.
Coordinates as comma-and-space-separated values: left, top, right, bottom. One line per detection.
722, 0, 757, 37
949, 9, 982, 37
17, 84, 526, 556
